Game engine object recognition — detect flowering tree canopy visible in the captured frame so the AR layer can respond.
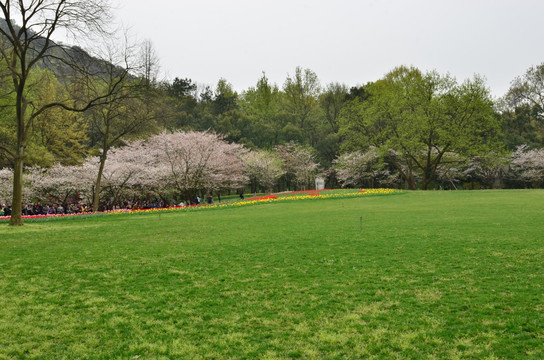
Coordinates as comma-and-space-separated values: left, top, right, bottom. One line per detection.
0, 169, 14, 205
0, 168, 33, 205
275, 142, 318, 190
509, 145, 544, 187
463, 152, 509, 189
28, 164, 94, 205
150, 131, 247, 201
99, 140, 161, 203
243, 150, 284, 192
334, 147, 387, 188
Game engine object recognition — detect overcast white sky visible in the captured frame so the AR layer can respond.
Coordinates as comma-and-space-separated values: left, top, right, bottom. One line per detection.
111, 0, 544, 97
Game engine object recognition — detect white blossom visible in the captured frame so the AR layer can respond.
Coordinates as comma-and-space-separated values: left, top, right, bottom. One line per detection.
509, 145, 544, 186
243, 150, 284, 191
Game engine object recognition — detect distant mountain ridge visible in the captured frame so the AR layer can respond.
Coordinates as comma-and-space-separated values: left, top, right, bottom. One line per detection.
0, 17, 123, 81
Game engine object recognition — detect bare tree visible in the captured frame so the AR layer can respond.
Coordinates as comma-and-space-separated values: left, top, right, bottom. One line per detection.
86, 39, 159, 212
87, 38, 165, 212
0, 0, 127, 225
139, 39, 160, 89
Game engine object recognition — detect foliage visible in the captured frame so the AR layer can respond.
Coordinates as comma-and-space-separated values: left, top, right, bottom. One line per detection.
503, 63, 544, 149
339, 66, 501, 189
319, 82, 348, 133
0, 67, 89, 167
3, 25, 544, 206
282, 67, 321, 131
239, 73, 284, 148
500, 103, 544, 149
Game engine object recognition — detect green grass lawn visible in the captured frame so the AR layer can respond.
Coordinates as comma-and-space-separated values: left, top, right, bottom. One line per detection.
1, 190, 543, 359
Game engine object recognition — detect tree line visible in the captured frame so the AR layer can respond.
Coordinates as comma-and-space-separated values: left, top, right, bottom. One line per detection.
1, 0, 543, 225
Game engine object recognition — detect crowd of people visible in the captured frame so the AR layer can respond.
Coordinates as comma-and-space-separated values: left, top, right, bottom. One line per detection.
1, 202, 98, 217
1, 195, 216, 217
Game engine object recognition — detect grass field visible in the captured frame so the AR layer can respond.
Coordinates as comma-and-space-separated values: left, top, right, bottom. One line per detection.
1, 190, 543, 359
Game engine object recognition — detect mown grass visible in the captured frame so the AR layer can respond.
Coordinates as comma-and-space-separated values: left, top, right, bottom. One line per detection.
0, 190, 543, 359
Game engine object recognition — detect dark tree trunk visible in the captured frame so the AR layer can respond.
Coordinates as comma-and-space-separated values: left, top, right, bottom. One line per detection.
93, 153, 107, 212
9, 147, 25, 226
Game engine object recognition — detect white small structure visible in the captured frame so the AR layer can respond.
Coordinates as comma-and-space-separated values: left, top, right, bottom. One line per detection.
315, 177, 325, 190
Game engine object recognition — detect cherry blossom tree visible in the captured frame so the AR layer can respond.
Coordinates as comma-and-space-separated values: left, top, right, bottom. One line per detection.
0, 168, 32, 205
334, 147, 387, 188
0, 168, 14, 205
275, 142, 318, 190
151, 131, 247, 203
243, 150, 284, 193
509, 145, 544, 188
464, 152, 509, 189
99, 141, 161, 206
28, 164, 91, 205
433, 152, 466, 190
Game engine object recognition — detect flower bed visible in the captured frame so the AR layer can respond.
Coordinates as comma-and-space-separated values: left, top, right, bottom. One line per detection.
290, 189, 332, 194
0, 189, 402, 222
246, 195, 278, 201
0, 206, 187, 221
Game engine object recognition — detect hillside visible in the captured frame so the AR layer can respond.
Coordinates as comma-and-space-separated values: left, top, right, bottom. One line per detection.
0, 17, 123, 81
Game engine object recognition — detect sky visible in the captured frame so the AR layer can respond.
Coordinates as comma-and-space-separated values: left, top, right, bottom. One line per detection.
109, 0, 544, 98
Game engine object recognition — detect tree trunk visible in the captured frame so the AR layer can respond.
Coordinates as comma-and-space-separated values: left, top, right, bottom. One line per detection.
407, 178, 417, 190
422, 177, 431, 190
93, 155, 107, 212
406, 168, 417, 190
9, 147, 25, 226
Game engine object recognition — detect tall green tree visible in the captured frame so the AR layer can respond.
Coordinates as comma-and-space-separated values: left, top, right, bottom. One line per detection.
504, 63, 544, 148
29, 71, 89, 166
210, 78, 255, 145
213, 78, 237, 115
239, 73, 284, 148
500, 104, 544, 149
313, 82, 349, 165
319, 82, 348, 133
282, 67, 321, 144
339, 66, 500, 190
